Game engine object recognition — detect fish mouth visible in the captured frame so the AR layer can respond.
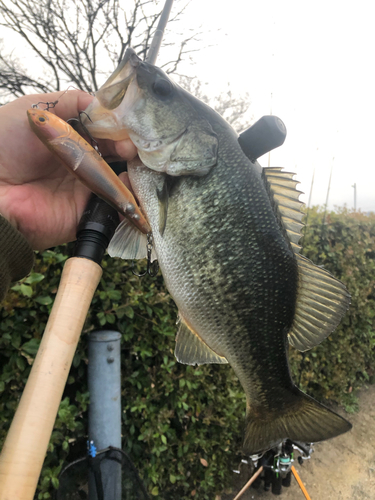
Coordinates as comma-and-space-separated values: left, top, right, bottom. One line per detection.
95, 49, 140, 110
129, 127, 186, 154
82, 49, 186, 147
95, 73, 134, 111
81, 48, 141, 140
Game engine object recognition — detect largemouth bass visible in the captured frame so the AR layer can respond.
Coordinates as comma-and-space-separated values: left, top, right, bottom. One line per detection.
83, 48, 351, 454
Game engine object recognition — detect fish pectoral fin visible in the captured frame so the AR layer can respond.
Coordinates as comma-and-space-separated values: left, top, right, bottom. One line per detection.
175, 315, 228, 365
288, 254, 351, 351
156, 181, 168, 237
108, 218, 154, 260
156, 175, 180, 236
167, 122, 218, 176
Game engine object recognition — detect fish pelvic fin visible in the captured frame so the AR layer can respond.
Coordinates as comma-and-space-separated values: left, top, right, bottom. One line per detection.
175, 314, 228, 365
243, 388, 352, 455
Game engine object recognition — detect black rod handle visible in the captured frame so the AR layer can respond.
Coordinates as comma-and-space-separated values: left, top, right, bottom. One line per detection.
238, 115, 287, 162
73, 162, 127, 264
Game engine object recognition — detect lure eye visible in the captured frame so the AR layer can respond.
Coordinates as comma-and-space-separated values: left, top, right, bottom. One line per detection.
38, 117, 46, 123
152, 78, 172, 97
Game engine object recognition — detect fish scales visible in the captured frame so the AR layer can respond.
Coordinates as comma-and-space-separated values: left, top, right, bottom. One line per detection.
128, 138, 299, 408
82, 48, 352, 454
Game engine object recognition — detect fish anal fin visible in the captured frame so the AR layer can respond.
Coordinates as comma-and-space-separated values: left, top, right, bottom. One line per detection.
288, 254, 351, 351
175, 315, 228, 365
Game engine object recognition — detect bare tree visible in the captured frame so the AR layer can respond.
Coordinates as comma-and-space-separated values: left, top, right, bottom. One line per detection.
178, 75, 253, 133
0, 0, 199, 102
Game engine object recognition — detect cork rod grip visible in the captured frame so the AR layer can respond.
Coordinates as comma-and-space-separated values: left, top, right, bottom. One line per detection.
0, 257, 102, 500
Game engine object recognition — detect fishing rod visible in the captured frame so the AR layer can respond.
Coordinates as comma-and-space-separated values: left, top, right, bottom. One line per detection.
146, 0, 173, 65
0, 2, 174, 499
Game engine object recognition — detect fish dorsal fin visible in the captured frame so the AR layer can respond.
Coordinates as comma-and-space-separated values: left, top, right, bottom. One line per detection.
288, 254, 351, 351
263, 167, 304, 254
108, 218, 156, 260
175, 314, 228, 365
263, 167, 351, 350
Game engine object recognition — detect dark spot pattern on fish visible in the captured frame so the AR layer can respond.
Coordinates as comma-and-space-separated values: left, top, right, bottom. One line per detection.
87, 51, 352, 454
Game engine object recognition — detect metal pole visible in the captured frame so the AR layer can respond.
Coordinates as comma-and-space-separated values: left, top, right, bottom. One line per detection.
352, 183, 357, 211
321, 157, 334, 232
307, 168, 315, 212
304, 168, 315, 230
88, 330, 122, 500
86, 1, 175, 496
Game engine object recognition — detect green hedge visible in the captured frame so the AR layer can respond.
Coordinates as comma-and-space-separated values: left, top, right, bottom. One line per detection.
0, 246, 244, 499
1, 207, 374, 498
289, 207, 375, 411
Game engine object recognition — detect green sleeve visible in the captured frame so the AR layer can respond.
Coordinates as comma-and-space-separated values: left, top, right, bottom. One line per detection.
0, 215, 35, 302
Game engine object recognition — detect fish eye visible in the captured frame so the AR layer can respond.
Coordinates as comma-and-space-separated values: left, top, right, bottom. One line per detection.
152, 78, 172, 97
38, 117, 46, 123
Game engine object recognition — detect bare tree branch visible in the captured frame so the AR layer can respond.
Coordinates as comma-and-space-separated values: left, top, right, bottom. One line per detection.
0, 0, 251, 131
178, 76, 253, 133
0, 47, 55, 100
0, 0, 198, 103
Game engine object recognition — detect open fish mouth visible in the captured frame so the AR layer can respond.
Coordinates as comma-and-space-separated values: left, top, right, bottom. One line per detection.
82, 47, 189, 167
95, 49, 140, 110
82, 48, 141, 141
95, 72, 134, 111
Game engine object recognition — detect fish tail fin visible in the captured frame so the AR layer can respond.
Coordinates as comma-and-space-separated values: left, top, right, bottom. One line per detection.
244, 388, 352, 455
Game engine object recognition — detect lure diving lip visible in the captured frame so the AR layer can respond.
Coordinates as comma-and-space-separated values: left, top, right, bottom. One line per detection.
27, 107, 151, 235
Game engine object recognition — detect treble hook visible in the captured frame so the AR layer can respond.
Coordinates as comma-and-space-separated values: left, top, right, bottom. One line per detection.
132, 233, 159, 277
67, 111, 102, 155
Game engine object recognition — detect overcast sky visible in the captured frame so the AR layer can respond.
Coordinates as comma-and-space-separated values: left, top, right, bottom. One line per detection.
2, 0, 374, 212
160, 0, 375, 212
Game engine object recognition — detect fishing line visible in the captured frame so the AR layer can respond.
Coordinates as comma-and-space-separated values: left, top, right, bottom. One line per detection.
31, 100, 59, 111
31, 86, 85, 111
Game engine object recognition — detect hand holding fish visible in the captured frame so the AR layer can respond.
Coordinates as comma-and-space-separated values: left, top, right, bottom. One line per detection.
0, 90, 137, 250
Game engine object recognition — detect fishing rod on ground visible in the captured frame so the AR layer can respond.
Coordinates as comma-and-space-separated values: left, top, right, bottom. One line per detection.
0, 2, 173, 499
233, 440, 313, 499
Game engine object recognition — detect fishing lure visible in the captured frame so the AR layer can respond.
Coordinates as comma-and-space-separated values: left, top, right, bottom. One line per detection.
27, 107, 150, 235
